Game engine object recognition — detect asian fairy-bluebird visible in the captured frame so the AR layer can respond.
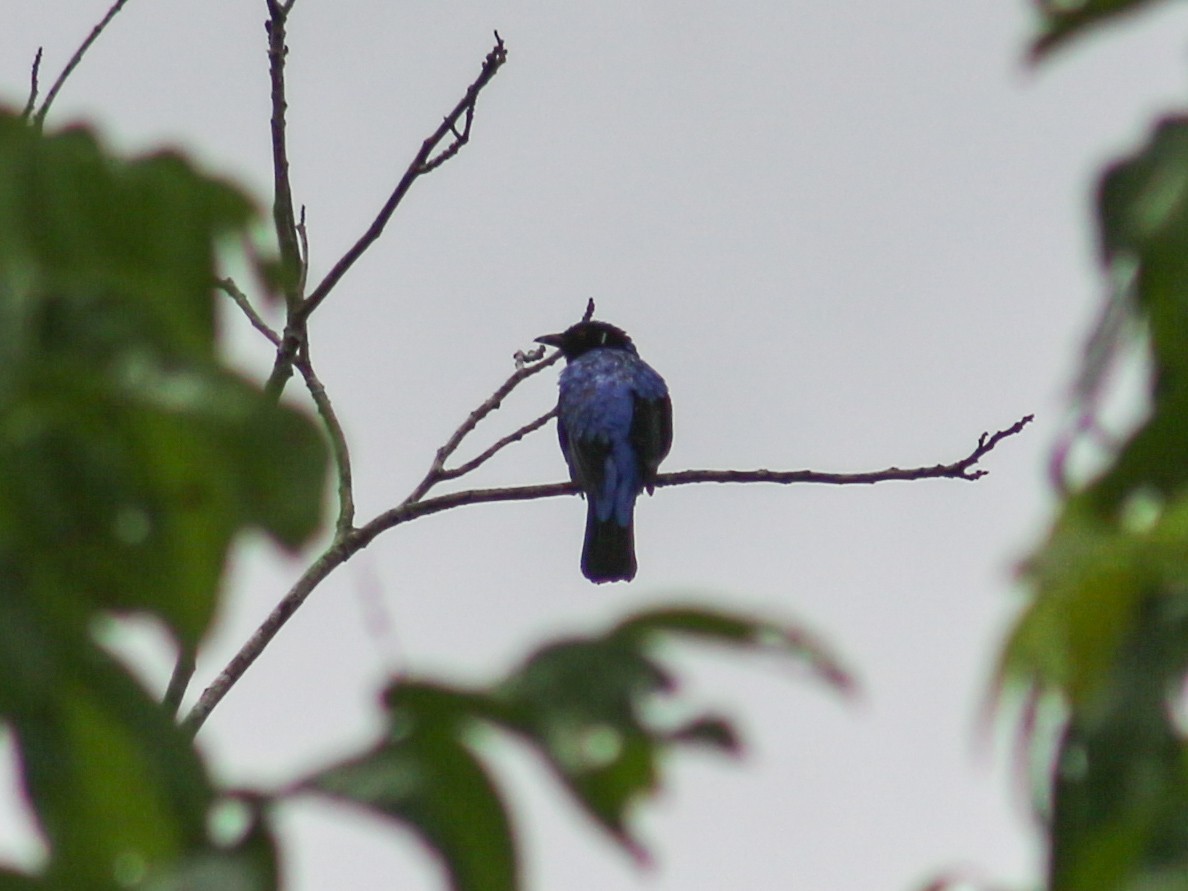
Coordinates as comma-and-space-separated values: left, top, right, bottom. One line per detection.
536, 320, 672, 583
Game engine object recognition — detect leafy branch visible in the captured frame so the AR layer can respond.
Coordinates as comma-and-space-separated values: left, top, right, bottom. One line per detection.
293, 604, 854, 886
9, 1, 1047, 887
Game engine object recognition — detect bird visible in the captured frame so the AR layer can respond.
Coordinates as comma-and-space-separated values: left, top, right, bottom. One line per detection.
536, 320, 672, 583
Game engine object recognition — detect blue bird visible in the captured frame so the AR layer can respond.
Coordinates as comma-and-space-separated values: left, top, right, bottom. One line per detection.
536, 320, 672, 583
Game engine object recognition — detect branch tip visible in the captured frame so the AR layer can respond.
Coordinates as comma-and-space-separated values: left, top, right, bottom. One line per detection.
33, 0, 131, 129
21, 47, 43, 122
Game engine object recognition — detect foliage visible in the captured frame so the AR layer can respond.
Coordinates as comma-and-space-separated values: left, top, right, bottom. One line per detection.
0, 108, 326, 888
307, 608, 850, 890
0, 81, 847, 891
1001, 3, 1188, 890
1029, 0, 1172, 58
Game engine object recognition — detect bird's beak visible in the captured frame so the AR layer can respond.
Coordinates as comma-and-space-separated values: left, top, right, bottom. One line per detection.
535, 333, 564, 348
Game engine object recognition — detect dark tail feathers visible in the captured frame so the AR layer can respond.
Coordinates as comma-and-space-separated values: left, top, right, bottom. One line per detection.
581, 505, 637, 583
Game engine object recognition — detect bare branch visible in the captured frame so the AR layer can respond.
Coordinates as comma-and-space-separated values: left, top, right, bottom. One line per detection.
21, 48, 42, 122
294, 341, 355, 535
960, 414, 1034, 477
405, 348, 560, 503
264, 0, 303, 311
418, 102, 475, 173
182, 412, 1031, 733
296, 34, 507, 323
296, 205, 310, 297
163, 647, 196, 718
184, 542, 348, 734
255, 0, 310, 402
33, 0, 132, 129
438, 408, 557, 482
659, 415, 1035, 489
262, 35, 507, 399
218, 277, 281, 345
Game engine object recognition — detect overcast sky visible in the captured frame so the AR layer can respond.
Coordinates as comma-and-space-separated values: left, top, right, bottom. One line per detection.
6, 1, 1188, 889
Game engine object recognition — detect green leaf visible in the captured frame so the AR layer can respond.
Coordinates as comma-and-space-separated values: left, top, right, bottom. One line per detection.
1002, 491, 1188, 695
299, 605, 842, 882
493, 637, 668, 855
0, 115, 251, 364
1046, 599, 1188, 891
14, 650, 213, 888
612, 605, 855, 694
1099, 117, 1188, 262
0, 110, 327, 648
0, 110, 326, 885
663, 716, 741, 753
1002, 501, 1146, 702
492, 607, 849, 854
1098, 117, 1188, 393
0, 871, 43, 891
1087, 390, 1188, 513
1030, 0, 1171, 59
1004, 488, 1188, 888
142, 800, 280, 891
309, 694, 516, 891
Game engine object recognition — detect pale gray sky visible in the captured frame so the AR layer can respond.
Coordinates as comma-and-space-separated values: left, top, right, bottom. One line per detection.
7, 1, 1188, 889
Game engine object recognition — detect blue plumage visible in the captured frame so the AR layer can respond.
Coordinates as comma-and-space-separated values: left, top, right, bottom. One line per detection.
536, 321, 672, 583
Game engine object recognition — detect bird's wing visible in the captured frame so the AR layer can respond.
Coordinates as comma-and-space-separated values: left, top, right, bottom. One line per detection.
630, 392, 673, 491
556, 413, 577, 482
568, 434, 610, 496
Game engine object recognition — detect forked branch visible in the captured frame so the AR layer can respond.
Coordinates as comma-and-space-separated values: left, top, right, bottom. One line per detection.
263, 32, 509, 397
182, 362, 1031, 735
188, 3, 1031, 740
30, 0, 132, 130
298, 33, 507, 321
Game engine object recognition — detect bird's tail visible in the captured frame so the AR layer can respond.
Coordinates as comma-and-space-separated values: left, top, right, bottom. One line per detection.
581, 504, 637, 583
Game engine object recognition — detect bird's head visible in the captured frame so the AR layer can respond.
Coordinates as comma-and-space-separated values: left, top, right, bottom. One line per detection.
535, 320, 635, 359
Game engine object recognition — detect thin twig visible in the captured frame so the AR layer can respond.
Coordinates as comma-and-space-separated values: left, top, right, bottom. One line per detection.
21, 48, 42, 122
296, 205, 310, 298
961, 414, 1034, 476
259, 0, 309, 402
181, 413, 1032, 734
298, 34, 507, 322
163, 647, 196, 718
184, 543, 348, 734
438, 409, 557, 481
33, 0, 132, 129
262, 34, 509, 398
405, 348, 560, 503
265, 0, 303, 310
663, 416, 1034, 486
294, 341, 355, 535
419, 102, 475, 174
218, 277, 281, 345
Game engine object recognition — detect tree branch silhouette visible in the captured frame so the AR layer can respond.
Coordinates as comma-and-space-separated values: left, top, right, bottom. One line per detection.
295, 338, 355, 535
20, 48, 42, 122
30, 0, 132, 130
264, 0, 303, 314
179, 0, 1033, 741
182, 342, 1032, 735
218, 277, 281, 345
263, 31, 509, 398
297, 31, 507, 323
181, 16, 509, 717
